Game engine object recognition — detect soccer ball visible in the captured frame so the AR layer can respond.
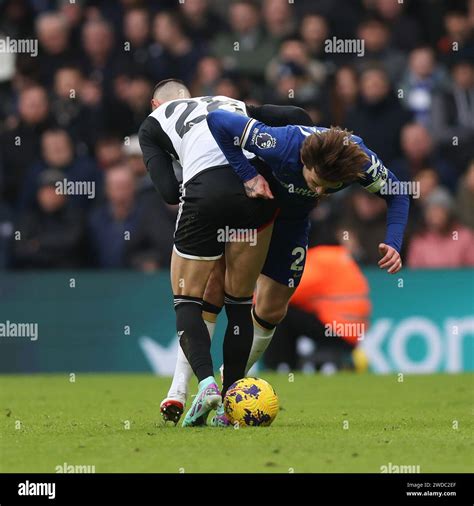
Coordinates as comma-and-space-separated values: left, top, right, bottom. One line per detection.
224, 377, 279, 427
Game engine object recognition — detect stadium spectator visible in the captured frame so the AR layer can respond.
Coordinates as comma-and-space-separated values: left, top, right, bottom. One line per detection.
79, 77, 104, 113
214, 74, 244, 101
455, 160, 474, 229
391, 123, 457, 191
408, 168, 445, 234
13, 169, 86, 269
124, 195, 175, 271
120, 7, 152, 77
0, 0, 35, 40
150, 11, 204, 86
80, 19, 118, 93
57, 0, 85, 48
0, 85, 54, 207
212, 0, 276, 82
415, 168, 441, 203
52, 66, 84, 128
336, 188, 387, 265
372, 0, 422, 52
345, 67, 411, 164
265, 61, 319, 107
106, 76, 153, 137
437, 10, 474, 65
34, 12, 77, 86
430, 60, 474, 169
51, 66, 105, 151
262, 0, 297, 42
355, 18, 406, 84
88, 164, 174, 270
179, 0, 227, 43
191, 56, 224, 96
329, 65, 359, 126
124, 135, 155, 198
94, 135, 125, 171
399, 46, 449, 126
299, 14, 331, 64
407, 188, 474, 268
88, 165, 138, 268
123, 77, 153, 132
20, 128, 101, 211
266, 38, 326, 105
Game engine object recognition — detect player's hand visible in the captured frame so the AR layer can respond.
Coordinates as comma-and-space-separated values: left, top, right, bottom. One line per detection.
378, 243, 402, 274
244, 175, 274, 199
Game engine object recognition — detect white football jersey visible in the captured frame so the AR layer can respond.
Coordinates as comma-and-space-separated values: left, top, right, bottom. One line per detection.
148, 96, 255, 184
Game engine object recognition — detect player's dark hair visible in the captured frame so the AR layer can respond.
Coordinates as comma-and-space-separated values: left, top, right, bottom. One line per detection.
152, 78, 186, 97
300, 127, 369, 184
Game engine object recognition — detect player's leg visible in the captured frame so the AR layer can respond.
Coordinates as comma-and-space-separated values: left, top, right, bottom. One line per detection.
259, 302, 299, 370
170, 177, 228, 427
202, 255, 225, 338
248, 274, 295, 372
171, 251, 223, 427
161, 259, 224, 423
221, 222, 274, 396
211, 274, 295, 427
209, 223, 274, 428
177, 166, 276, 426
247, 216, 311, 371
213, 215, 309, 398
171, 250, 216, 377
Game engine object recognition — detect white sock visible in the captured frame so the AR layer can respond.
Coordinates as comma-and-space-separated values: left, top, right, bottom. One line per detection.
245, 319, 275, 374
167, 317, 217, 402
204, 320, 216, 340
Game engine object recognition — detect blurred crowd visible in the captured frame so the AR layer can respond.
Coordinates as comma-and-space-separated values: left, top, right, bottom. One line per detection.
0, 0, 473, 270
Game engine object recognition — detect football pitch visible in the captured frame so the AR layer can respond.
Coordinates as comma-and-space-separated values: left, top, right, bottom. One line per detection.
1, 373, 472, 473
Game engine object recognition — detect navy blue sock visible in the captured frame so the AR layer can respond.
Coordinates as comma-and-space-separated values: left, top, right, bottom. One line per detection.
222, 293, 254, 395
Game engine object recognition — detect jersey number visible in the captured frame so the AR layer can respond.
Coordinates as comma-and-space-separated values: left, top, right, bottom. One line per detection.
290, 247, 306, 272
165, 97, 246, 138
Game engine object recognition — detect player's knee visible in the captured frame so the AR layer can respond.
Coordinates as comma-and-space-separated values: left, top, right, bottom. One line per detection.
224, 277, 254, 298
255, 303, 287, 326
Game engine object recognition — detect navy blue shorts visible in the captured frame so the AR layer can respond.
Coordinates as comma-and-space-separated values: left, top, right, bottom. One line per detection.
261, 216, 311, 288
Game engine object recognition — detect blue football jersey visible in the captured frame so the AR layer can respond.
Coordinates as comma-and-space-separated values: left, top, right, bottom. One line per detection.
240, 121, 389, 199
207, 109, 409, 252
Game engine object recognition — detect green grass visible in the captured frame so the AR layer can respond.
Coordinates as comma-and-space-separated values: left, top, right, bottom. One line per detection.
0, 373, 472, 473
